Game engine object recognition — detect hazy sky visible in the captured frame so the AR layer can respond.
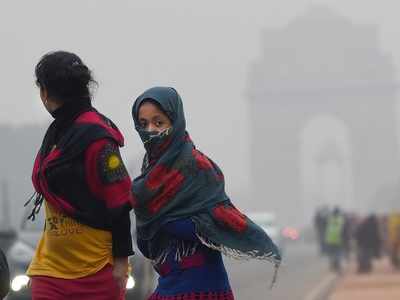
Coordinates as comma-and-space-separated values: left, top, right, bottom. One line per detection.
1, 0, 400, 201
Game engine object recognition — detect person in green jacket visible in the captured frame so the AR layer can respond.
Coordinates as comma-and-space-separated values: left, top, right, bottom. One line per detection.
325, 207, 345, 273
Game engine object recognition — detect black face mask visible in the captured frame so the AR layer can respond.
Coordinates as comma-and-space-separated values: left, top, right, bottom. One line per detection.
138, 127, 173, 155
137, 127, 173, 156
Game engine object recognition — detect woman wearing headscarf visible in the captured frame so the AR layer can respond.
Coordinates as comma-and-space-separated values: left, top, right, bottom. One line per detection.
26, 51, 135, 300
131, 87, 281, 300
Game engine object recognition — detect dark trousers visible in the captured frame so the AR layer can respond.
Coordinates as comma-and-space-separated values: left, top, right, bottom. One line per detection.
357, 247, 373, 273
327, 245, 342, 273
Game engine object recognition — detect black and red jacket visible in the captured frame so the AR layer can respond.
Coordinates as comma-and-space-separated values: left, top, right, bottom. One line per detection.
31, 107, 135, 257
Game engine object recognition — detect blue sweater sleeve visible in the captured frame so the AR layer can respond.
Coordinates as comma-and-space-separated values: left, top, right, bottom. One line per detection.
163, 218, 198, 241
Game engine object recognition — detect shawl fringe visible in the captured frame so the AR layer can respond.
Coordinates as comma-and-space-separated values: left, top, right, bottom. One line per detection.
196, 234, 281, 288
152, 240, 199, 266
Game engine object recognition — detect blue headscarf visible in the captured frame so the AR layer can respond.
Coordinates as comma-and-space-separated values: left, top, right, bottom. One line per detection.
132, 87, 281, 284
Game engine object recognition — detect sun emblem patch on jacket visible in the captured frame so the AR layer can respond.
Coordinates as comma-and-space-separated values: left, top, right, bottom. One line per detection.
98, 143, 128, 184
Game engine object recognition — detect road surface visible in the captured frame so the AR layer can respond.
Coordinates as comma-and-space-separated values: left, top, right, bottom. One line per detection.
225, 241, 331, 300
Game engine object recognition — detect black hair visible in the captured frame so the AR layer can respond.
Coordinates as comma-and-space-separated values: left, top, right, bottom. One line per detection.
35, 51, 96, 103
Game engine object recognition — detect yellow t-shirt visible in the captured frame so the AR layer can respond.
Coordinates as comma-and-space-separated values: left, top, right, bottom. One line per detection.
27, 201, 113, 279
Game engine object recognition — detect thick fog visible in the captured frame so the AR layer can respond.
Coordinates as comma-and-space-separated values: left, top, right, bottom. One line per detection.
1, 0, 400, 229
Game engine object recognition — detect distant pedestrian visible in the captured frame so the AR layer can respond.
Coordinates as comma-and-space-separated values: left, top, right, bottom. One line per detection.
387, 213, 400, 269
314, 206, 329, 255
325, 207, 345, 273
342, 213, 353, 261
355, 214, 381, 273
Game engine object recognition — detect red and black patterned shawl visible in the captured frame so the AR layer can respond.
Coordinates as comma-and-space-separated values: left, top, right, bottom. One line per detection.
30, 108, 135, 230
131, 87, 282, 278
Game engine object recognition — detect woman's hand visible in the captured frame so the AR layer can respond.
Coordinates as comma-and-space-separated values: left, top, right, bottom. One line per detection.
112, 257, 129, 289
